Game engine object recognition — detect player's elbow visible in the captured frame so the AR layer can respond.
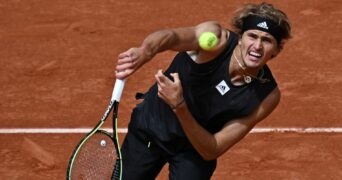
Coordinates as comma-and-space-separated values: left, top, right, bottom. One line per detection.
203, 153, 225, 161
202, 154, 218, 161
199, 149, 222, 161
198, 138, 228, 160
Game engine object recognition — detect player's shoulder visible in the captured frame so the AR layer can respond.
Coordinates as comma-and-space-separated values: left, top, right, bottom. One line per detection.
195, 21, 222, 33
196, 21, 221, 27
194, 21, 233, 40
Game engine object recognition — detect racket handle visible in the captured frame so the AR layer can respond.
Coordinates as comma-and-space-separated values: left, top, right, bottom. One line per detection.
112, 79, 126, 102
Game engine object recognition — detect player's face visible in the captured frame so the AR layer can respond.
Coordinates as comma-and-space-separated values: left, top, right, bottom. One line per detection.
239, 29, 279, 69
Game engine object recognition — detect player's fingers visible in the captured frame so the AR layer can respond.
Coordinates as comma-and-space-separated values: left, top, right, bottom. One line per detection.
115, 65, 133, 79
155, 70, 165, 86
117, 48, 139, 66
157, 91, 167, 102
170, 73, 180, 84
117, 56, 135, 66
115, 69, 133, 79
116, 51, 138, 79
117, 52, 130, 63
118, 52, 129, 60
156, 80, 168, 99
156, 70, 174, 86
116, 61, 134, 72
118, 48, 134, 59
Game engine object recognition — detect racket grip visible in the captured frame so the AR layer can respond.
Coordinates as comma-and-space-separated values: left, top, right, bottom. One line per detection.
112, 79, 126, 102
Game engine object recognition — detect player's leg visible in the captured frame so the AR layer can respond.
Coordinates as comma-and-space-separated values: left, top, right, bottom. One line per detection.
121, 130, 166, 180
168, 149, 217, 180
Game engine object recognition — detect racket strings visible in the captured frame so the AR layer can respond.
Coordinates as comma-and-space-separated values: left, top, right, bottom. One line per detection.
112, 158, 121, 180
71, 132, 118, 180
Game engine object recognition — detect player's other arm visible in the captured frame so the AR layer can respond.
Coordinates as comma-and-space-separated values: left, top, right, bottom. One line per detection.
115, 21, 227, 79
142, 21, 225, 53
173, 87, 281, 160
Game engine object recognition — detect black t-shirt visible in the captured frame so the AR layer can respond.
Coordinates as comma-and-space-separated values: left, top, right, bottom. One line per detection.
129, 31, 277, 142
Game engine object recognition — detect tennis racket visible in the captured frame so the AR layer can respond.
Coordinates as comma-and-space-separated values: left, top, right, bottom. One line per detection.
67, 79, 125, 180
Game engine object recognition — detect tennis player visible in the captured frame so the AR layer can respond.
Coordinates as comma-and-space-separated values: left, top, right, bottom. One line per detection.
115, 2, 291, 179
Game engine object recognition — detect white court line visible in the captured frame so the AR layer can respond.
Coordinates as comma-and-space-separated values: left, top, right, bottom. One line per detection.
0, 127, 342, 134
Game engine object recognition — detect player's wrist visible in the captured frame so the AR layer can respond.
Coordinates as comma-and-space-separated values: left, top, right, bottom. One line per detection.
171, 99, 185, 110
140, 43, 155, 61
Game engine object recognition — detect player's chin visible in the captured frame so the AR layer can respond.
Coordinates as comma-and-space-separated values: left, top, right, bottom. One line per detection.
246, 57, 263, 68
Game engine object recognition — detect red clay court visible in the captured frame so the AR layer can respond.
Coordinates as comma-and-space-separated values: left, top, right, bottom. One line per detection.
0, 0, 341, 179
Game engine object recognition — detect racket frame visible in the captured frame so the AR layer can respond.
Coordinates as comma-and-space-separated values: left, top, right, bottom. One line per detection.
67, 79, 125, 180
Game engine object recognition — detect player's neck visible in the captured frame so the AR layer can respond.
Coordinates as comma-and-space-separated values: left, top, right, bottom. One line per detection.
230, 47, 260, 84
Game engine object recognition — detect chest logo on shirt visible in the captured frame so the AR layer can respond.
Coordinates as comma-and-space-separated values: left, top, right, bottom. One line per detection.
216, 80, 230, 95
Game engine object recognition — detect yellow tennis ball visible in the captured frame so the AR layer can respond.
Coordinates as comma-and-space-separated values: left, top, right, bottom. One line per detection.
198, 32, 219, 51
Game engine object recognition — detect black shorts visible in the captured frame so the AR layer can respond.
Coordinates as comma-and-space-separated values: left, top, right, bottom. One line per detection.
121, 129, 217, 180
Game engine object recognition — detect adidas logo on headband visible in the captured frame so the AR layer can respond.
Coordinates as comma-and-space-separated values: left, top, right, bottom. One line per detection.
257, 21, 269, 30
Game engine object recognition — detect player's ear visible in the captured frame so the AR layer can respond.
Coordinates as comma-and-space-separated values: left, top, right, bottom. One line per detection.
270, 49, 280, 59
238, 33, 243, 45
238, 40, 242, 47
270, 49, 281, 59
270, 40, 286, 59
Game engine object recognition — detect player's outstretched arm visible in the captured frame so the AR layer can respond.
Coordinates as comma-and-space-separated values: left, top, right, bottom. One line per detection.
115, 21, 228, 79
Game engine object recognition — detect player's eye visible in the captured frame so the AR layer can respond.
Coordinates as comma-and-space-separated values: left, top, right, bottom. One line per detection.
247, 33, 258, 40
262, 37, 272, 43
